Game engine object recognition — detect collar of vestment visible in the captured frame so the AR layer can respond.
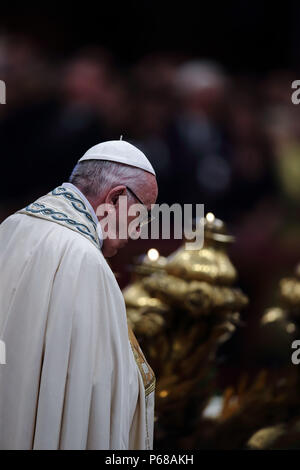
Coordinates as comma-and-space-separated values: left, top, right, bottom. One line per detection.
18, 185, 102, 251
61, 182, 103, 247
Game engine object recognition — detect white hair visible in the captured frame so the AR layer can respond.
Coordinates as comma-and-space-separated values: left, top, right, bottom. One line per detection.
69, 160, 149, 200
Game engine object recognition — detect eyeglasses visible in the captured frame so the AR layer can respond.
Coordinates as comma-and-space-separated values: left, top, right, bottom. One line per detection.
125, 186, 154, 226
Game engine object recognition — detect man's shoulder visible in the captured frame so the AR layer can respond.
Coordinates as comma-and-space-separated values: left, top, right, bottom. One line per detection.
1, 212, 105, 266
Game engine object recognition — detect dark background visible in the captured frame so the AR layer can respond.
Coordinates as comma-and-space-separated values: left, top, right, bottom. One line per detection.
0, 2, 296, 70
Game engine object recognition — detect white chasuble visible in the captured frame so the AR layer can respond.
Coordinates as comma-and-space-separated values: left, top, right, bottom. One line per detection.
0, 185, 155, 449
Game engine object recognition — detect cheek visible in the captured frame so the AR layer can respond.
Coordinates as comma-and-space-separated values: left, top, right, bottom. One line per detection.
116, 210, 141, 238
116, 212, 129, 238
102, 239, 120, 257
118, 213, 137, 230
127, 214, 137, 224
127, 214, 142, 235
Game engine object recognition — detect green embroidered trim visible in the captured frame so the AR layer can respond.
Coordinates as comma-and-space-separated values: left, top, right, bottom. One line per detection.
52, 187, 97, 229
25, 202, 98, 244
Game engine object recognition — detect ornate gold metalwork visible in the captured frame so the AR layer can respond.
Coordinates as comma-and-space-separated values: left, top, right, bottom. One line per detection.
123, 214, 248, 447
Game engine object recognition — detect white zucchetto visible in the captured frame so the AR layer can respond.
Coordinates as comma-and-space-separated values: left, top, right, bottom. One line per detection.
78, 140, 156, 176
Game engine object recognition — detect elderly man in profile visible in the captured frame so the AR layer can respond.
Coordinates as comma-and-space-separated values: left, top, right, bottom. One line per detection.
0, 140, 158, 450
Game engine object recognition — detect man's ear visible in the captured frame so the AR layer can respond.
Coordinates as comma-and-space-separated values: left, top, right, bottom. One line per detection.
106, 186, 127, 205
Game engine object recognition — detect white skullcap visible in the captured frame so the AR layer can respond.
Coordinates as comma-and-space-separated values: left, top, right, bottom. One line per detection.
78, 140, 156, 176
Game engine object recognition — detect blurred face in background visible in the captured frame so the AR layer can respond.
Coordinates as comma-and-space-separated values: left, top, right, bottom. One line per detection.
62, 58, 111, 108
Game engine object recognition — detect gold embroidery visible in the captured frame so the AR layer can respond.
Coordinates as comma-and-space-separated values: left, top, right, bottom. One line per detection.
128, 325, 156, 397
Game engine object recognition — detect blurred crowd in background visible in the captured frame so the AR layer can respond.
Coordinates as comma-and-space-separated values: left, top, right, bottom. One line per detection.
0, 34, 300, 374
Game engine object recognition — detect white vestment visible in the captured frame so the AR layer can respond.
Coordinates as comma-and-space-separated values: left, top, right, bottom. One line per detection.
0, 185, 155, 450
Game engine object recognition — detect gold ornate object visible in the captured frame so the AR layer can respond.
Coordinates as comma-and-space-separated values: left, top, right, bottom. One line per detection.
123, 281, 167, 311
197, 262, 300, 450
133, 248, 167, 277
247, 425, 286, 450
166, 215, 237, 285
123, 214, 248, 448
143, 274, 248, 316
280, 274, 300, 311
124, 249, 170, 337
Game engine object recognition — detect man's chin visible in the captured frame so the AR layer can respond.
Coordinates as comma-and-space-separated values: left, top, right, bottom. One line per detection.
102, 246, 118, 258
102, 240, 127, 257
